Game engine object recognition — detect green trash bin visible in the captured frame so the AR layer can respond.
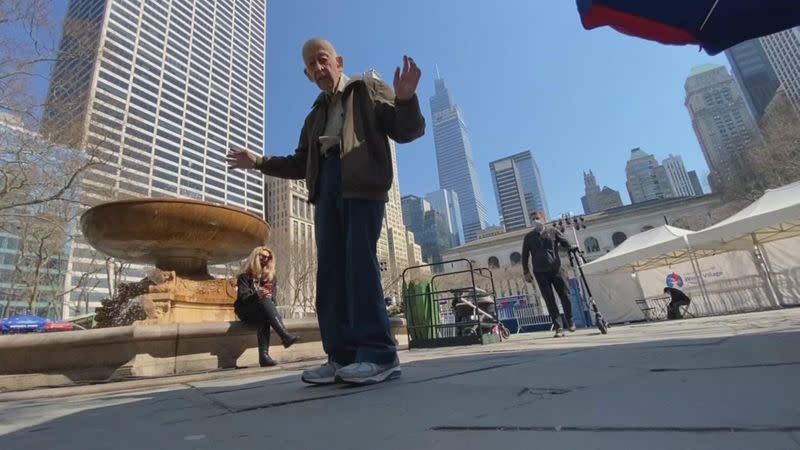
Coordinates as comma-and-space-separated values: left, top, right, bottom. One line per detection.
403, 279, 440, 343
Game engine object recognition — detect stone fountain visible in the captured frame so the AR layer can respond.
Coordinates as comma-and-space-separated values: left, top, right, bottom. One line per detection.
80, 198, 270, 324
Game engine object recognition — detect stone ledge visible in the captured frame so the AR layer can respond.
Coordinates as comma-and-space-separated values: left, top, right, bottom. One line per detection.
0, 317, 407, 392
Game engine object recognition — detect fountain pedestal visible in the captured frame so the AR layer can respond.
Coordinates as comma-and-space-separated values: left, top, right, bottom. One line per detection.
80, 198, 270, 324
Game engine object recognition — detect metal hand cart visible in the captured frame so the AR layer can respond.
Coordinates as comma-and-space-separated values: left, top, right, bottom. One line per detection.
402, 259, 510, 349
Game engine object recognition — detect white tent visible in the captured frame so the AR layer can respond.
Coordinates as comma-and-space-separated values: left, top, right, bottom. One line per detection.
582, 225, 695, 275
687, 181, 800, 251
686, 181, 800, 306
580, 225, 712, 324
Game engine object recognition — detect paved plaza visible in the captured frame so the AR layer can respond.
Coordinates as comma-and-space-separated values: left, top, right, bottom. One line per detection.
1, 308, 799, 449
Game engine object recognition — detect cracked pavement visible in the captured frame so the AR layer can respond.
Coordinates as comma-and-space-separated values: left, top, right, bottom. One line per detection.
1, 308, 799, 449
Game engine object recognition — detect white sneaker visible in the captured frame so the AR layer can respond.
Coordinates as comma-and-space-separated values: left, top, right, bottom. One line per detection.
301, 361, 341, 385
335, 357, 401, 385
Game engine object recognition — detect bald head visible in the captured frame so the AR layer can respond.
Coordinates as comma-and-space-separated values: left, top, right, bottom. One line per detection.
302, 37, 343, 93
302, 37, 337, 59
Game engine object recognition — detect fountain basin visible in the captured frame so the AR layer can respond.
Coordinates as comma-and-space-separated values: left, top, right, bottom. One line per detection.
80, 198, 270, 323
80, 198, 270, 277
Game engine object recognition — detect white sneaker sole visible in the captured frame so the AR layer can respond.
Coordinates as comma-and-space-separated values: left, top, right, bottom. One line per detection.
337, 367, 401, 385
301, 374, 337, 385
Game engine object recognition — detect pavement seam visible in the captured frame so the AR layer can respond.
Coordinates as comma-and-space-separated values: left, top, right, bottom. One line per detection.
430, 425, 800, 433
650, 361, 800, 372
184, 383, 235, 414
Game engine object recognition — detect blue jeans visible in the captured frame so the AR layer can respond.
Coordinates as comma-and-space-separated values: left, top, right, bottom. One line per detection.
314, 156, 396, 365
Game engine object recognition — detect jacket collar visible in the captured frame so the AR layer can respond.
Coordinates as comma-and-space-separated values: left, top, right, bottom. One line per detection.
312, 74, 362, 108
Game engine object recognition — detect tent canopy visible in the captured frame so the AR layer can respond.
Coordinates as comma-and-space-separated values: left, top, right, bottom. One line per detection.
582, 225, 695, 274
688, 181, 800, 251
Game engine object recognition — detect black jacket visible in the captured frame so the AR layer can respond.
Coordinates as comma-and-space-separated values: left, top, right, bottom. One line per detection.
522, 225, 572, 274
665, 287, 691, 304
235, 273, 278, 304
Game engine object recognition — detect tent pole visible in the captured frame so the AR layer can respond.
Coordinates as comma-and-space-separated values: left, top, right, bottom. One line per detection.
683, 236, 710, 304
752, 233, 782, 308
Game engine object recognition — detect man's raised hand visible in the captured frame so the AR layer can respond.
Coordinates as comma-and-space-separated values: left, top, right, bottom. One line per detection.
226, 148, 257, 170
393, 55, 421, 101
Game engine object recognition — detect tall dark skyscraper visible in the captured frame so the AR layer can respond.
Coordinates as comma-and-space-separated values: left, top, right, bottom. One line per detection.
684, 64, 762, 191
430, 75, 488, 243
688, 170, 704, 196
725, 39, 781, 121
489, 151, 548, 231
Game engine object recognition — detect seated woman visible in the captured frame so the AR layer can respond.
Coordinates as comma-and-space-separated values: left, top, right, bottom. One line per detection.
235, 246, 299, 367
664, 287, 692, 320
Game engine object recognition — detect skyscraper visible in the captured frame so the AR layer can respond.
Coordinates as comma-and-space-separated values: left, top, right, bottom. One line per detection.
725, 39, 781, 121
489, 151, 548, 232
425, 189, 463, 247
42, 0, 267, 313
401, 195, 430, 240
430, 75, 488, 243
688, 170, 704, 196
400, 195, 450, 263
760, 27, 800, 115
684, 64, 761, 191
662, 154, 696, 197
580, 170, 623, 214
625, 148, 675, 204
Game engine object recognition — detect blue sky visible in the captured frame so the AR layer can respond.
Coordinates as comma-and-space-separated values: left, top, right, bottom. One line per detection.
43, 1, 729, 224
266, 1, 727, 223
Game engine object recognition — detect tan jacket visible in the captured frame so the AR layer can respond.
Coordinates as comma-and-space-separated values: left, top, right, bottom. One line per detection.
255, 76, 425, 203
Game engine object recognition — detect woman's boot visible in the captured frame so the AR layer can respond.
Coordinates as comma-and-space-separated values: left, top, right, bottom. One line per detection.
260, 299, 299, 348
273, 318, 299, 348
257, 326, 276, 367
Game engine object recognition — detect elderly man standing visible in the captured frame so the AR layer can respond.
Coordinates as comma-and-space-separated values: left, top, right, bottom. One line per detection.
227, 38, 424, 385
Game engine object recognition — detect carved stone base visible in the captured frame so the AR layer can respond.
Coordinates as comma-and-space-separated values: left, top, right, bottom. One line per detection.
134, 270, 238, 324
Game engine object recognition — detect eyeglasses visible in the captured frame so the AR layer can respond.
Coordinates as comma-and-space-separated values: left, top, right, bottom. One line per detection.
259, 254, 272, 261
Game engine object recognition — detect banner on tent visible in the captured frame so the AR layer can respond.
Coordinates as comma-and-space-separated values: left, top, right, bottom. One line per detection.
639, 251, 759, 297
762, 236, 800, 306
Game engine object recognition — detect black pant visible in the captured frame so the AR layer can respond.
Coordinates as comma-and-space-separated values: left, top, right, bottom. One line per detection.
314, 156, 396, 366
533, 269, 573, 330
235, 297, 284, 354
668, 300, 690, 320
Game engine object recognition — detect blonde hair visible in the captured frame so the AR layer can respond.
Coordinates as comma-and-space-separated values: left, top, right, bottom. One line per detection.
243, 246, 276, 283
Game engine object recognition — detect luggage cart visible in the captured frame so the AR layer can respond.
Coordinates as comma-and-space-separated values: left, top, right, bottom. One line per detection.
402, 259, 510, 349
567, 248, 610, 334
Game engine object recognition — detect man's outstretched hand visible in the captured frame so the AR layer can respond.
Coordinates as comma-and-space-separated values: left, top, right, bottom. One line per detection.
394, 55, 421, 102
227, 148, 257, 170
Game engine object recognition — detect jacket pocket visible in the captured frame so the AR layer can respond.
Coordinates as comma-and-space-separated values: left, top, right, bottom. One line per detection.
341, 138, 392, 193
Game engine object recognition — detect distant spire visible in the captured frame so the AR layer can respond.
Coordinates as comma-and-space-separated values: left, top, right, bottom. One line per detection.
435, 64, 441, 79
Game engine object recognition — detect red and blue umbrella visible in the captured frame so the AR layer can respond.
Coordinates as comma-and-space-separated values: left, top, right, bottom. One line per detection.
0, 314, 48, 334
0, 314, 75, 334
577, 0, 800, 55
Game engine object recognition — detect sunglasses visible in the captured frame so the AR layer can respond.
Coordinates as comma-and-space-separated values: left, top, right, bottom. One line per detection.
259, 254, 272, 261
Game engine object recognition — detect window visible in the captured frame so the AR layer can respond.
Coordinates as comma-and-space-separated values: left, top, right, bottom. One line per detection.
487, 256, 500, 269
584, 237, 600, 253
612, 232, 627, 247
509, 252, 521, 265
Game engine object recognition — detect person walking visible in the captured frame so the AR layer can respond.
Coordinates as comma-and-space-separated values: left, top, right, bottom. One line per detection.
522, 212, 578, 337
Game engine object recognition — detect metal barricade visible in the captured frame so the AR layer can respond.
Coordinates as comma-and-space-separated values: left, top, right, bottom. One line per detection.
512, 304, 553, 333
